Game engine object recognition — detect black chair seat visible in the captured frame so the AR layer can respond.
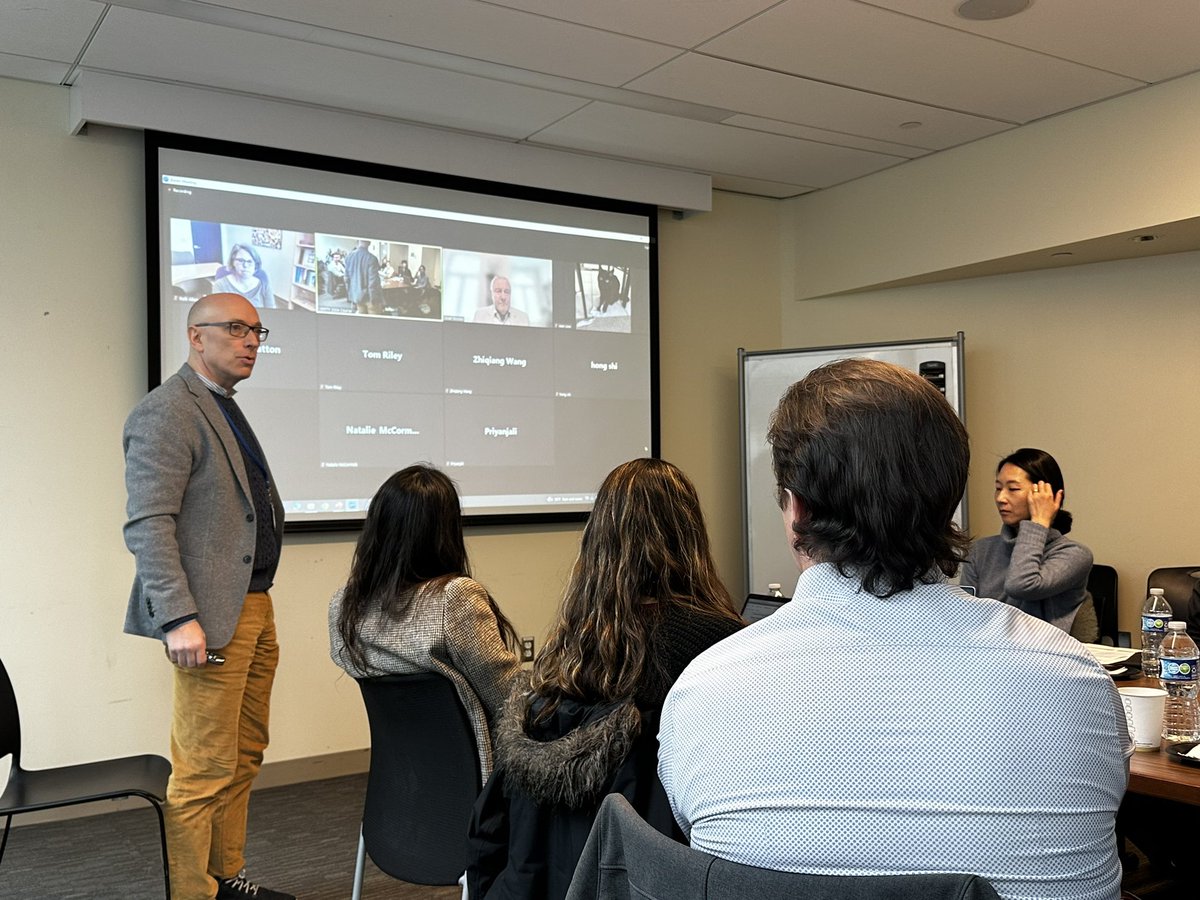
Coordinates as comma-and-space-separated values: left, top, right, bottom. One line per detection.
1, 656, 172, 897
1, 753, 171, 812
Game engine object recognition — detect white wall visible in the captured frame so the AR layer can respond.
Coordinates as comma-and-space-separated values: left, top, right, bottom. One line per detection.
0, 77, 782, 781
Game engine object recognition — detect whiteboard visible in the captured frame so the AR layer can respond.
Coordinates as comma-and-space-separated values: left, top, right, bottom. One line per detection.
739, 335, 966, 598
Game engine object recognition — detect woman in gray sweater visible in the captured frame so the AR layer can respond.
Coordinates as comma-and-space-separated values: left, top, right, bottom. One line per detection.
329, 464, 521, 777
961, 448, 1092, 633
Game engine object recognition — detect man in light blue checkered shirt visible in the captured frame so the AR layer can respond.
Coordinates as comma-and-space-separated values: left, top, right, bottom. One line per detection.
659, 359, 1131, 900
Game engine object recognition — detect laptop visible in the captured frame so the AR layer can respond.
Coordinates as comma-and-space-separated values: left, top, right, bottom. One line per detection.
740, 592, 788, 623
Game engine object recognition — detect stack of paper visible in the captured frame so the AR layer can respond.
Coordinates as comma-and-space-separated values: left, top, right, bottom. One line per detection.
1080, 644, 1141, 671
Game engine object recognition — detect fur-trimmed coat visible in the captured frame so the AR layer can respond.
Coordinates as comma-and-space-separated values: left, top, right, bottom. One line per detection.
466, 606, 744, 900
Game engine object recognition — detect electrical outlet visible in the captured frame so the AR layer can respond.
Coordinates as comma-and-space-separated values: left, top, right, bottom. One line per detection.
520, 636, 535, 662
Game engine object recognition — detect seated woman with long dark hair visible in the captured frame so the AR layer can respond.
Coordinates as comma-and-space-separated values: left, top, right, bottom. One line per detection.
329, 464, 521, 777
961, 447, 1093, 633
466, 458, 745, 900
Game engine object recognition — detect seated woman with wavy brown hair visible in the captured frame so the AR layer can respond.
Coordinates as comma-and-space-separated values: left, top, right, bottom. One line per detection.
466, 457, 744, 900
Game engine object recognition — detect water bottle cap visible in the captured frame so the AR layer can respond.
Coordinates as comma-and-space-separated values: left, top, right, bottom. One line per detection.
1168, 620, 1187, 631
1150, 588, 1165, 595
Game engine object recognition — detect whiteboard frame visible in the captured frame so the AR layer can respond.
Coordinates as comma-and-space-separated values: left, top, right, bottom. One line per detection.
738, 334, 966, 598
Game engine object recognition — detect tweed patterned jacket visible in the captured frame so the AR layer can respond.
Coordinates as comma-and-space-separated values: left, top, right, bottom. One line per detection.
123, 364, 284, 648
329, 576, 521, 777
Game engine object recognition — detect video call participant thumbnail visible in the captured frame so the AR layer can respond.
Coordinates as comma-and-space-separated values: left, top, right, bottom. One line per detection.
473, 276, 529, 326
214, 243, 276, 309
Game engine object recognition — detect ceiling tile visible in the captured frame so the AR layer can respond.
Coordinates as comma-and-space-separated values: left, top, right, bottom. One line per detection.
200, 0, 680, 86
478, 0, 780, 47
532, 103, 902, 187
710, 173, 815, 199
723, 115, 929, 159
0, 0, 104, 62
4, 0, 1192, 200
872, 0, 1200, 83
0, 51, 74, 86
700, 0, 1145, 123
82, 8, 587, 139
628, 53, 1010, 150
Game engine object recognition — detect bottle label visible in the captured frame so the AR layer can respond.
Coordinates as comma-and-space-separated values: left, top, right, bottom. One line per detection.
1142, 615, 1169, 633
1160, 657, 1199, 682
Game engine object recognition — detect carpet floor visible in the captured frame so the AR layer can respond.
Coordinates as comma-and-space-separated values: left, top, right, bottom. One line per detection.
2, 772, 1192, 899
0, 773, 458, 899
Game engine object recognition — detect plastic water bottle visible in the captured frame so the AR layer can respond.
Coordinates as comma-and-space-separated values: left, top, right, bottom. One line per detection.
1141, 588, 1172, 677
767, 583, 784, 598
1160, 621, 1200, 743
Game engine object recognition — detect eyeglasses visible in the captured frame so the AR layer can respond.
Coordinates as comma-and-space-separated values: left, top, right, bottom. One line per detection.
193, 321, 270, 341
231, 257, 255, 266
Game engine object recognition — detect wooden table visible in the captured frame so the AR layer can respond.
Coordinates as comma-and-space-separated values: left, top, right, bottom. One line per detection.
1120, 675, 1200, 805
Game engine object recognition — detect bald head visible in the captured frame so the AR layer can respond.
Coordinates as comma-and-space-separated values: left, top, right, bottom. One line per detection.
186, 293, 264, 391
188, 292, 257, 327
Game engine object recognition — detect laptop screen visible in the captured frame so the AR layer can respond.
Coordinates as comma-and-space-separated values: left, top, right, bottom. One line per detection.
741, 592, 787, 623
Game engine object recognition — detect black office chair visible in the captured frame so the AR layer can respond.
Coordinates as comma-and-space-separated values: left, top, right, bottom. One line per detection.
171, 275, 214, 303
566, 793, 1001, 900
0, 656, 172, 898
1087, 564, 1119, 645
351, 672, 482, 899
1146, 566, 1200, 616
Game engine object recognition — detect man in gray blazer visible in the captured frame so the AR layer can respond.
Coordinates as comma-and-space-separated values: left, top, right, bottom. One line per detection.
124, 293, 292, 900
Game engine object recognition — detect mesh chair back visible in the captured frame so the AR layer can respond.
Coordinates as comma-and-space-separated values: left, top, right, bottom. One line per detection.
1086, 565, 1119, 645
1147, 566, 1200, 619
0, 658, 21, 765
567, 793, 1002, 900
357, 672, 482, 885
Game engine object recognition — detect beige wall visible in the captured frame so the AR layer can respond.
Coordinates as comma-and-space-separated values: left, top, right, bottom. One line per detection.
783, 242, 1200, 639
658, 199, 785, 591
779, 67, 1200, 637
790, 69, 1200, 298
0, 77, 782, 776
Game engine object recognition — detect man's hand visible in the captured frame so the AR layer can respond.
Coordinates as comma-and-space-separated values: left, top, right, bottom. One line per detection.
165, 619, 208, 668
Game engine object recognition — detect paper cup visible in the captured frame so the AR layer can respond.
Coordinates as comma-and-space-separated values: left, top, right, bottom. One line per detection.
1119, 686, 1167, 751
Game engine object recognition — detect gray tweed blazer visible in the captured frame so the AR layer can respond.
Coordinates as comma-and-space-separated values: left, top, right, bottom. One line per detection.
123, 364, 284, 648
328, 576, 521, 777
